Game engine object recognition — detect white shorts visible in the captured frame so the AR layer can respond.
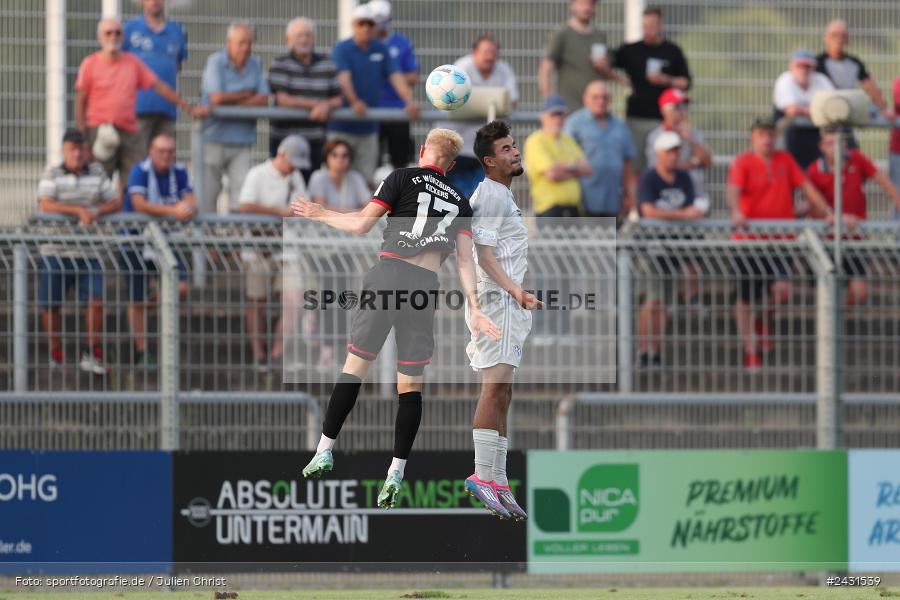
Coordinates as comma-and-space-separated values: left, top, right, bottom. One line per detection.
465, 286, 533, 370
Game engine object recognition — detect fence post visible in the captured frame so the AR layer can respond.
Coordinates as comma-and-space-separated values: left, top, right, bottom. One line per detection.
306, 400, 319, 451
191, 121, 206, 213
190, 122, 209, 288
617, 247, 633, 394
624, 0, 646, 43
45, 0, 66, 167
803, 229, 840, 449
102, 0, 120, 17
556, 396, 575, 450
816, 273, 840, 449
13, 245, 27, 392
338, 0, 357, 39
147, 222, 180, 450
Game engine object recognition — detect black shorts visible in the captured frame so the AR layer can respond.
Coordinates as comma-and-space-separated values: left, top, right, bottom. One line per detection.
733, 254, 792, 303
348, 258, 439, 376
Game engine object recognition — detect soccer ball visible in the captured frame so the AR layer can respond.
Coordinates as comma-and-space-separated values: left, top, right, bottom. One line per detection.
425, 65, 472, 111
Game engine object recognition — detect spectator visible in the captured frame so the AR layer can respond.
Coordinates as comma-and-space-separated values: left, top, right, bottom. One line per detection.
773, 49, 834, 169
122, 133, 194, 366
123, 0, 189, 152
268, 17, 342, 183
727, 117, 829, 372
636, 131, 704, 368
524, 95, 592, 218
807, 129, 900, 306
441, 34, 519, 200
645, 88, 712, 207
76, 17, 199, 188
200, 21, 270, 214
524, 96, 592, 340
371, 0, 419, 169
612, 5, 691, 174
563, 80, 637, 219
308, 139, 371, 211
37, 129, 120, 375
330, 3, 420, 186
238, 135, 311, 370
307, 139, 371, 369
539, 0, 613, 113
816, 20, 892, 120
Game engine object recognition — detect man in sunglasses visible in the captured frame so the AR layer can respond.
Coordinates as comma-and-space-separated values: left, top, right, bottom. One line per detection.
329, 3, 420, 187
76, 17, 205, 189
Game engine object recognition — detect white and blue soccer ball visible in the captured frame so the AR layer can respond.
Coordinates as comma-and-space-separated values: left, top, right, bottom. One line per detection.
425, 65, 472, 111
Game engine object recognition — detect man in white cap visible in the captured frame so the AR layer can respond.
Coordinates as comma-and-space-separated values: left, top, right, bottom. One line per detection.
635, 131, 704, 368
645, 88, 711, 208
370, 0, 420, 170
329, 3, 420, 186
239, 135, 311, 370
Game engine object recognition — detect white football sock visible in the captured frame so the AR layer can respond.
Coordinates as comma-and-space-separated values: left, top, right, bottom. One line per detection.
388, 457, 407, 479
493, 435, 509, 487
473, 428, 499, 482
316, 434, 335, 454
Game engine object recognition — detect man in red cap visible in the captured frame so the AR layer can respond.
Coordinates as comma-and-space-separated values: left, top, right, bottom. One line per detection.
645, 88, 711, 207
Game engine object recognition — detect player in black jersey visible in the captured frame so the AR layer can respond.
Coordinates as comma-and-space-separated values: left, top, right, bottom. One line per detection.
291, 128, 500, 508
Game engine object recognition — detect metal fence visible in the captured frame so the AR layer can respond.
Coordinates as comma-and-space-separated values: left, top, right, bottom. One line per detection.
2, 215, 899, 451
4, 1, 900, 222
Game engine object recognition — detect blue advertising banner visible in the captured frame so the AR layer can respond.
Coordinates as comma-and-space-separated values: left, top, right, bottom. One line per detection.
0, 451, 172, 574
849, 450, 900, 572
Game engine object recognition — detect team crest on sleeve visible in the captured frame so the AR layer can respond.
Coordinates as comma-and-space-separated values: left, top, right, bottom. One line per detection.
473, 226, 497, 244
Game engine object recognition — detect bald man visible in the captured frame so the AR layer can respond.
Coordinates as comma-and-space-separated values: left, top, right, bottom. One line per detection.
76, 17, 200, 186
563, 80, 637, 219
816, 19, 892, 121
269, 17, 343, 180
200, 21, 270, 213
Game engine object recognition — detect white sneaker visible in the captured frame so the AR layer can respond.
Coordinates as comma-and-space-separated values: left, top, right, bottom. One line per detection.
79, 351, 108, 375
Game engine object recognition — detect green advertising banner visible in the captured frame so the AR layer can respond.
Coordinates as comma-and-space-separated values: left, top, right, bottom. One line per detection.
527, 450, 848, 573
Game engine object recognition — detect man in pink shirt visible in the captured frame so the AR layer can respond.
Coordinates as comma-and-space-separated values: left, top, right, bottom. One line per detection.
76, 17, 205, 187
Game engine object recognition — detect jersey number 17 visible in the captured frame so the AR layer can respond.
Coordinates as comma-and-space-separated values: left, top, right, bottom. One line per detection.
412, 192, 458, 238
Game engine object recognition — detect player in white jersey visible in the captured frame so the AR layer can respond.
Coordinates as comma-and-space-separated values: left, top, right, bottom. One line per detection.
464, 121, 542, 521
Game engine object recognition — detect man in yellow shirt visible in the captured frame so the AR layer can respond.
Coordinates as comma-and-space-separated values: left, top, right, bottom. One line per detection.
524, 95, 593, 341
524, 95, 593, 217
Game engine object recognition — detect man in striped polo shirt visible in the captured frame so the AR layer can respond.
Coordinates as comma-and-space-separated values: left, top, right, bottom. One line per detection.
268, 17, 343, 183
37, 129, 122, 374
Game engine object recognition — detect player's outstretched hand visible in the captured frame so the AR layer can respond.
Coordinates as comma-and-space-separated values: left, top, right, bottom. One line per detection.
518, 290, 543, 310
470, 309, 501, 342
290, 197, 324, 220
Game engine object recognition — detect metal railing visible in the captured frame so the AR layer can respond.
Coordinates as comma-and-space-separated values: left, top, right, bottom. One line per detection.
3, 214, 900, 450
190, 106, 540, 214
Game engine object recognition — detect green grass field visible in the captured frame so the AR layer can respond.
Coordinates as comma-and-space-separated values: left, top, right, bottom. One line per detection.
2, 589, 899, 600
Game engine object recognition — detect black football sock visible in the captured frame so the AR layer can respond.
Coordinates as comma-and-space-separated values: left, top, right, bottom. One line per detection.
393, 391, 423, 460
322, 372, 363, 439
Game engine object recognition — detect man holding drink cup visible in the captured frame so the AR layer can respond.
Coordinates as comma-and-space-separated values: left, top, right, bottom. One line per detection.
612, 5, 691, 173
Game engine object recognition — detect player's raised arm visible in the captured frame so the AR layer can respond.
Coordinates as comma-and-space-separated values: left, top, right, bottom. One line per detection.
290, 197, 386, 235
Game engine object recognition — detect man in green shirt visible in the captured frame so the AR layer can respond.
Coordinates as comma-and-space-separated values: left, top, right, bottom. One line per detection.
539, 0, 614, 113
